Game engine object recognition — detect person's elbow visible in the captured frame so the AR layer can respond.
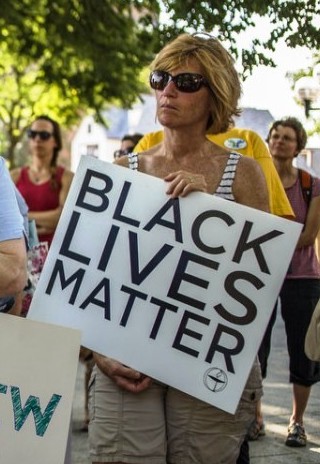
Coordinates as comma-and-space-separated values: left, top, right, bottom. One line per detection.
8, 265, 27, 295
6, 259, 27, 295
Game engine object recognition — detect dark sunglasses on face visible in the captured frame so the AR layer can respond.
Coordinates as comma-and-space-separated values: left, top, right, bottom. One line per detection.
27, 129, 54, 141
149, 70, 209, 93
113, 147, 134, 158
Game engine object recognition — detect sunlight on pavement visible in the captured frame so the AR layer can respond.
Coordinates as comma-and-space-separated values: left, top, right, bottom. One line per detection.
310, 448, 320, 454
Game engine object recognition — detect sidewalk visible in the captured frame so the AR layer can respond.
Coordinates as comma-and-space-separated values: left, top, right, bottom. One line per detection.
250, 312, 320, 463
70, 311, 320, 463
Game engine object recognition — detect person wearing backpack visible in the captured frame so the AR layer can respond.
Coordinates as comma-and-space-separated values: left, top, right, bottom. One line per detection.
266, 116, 320, 448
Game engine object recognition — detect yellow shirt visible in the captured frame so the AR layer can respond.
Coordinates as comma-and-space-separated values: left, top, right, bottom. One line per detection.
134, 128, 294, 218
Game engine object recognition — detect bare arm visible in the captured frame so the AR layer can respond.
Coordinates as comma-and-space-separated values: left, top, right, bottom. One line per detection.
10, 168, 21, 184
233, 157, 270, 213
296, 195, 320, 249
0, 238, 27, 297
8, 291, 24, 316
2, 163, 28, 297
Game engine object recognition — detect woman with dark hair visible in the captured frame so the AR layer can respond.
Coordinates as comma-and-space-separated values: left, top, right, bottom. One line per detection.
114, 133, 144, 159
11, 115, 74, 247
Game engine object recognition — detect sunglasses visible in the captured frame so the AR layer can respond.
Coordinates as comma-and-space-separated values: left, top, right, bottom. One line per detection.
113, 148, 134, 158
27, 129, 54, 141
149, 70, 209, 93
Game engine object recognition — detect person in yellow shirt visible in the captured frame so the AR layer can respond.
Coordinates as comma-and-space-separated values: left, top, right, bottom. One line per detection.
134, 127, 294, 218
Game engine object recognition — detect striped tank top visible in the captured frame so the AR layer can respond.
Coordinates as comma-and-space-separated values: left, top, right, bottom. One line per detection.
128, 151, 241, 201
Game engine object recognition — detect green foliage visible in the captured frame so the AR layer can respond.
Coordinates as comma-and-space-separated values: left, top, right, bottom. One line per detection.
0, 0, 319, 164
156, 0, 320, 76
0, 43, 83, 166
1, 0, 319, 110
0, 1, 156, 113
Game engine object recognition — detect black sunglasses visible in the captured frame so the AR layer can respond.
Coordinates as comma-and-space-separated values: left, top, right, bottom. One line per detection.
149, 70, 209, 93
113, 148, 134, 158
27, 129, 54, 141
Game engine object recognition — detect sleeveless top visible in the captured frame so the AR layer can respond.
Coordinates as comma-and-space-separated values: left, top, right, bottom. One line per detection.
15, 166, 65, 246
285, 175, 320, 279
128, 151, 240, 201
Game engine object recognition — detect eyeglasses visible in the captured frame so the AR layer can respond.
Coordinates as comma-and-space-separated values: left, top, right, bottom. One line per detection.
149, 70, 209, 93
113, 148, 134, 159
27, 129, 54, 141
269, 133, 297, 143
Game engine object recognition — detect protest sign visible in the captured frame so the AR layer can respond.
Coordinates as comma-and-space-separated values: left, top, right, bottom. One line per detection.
28, 155, 302, 413
0, 313, 80, 463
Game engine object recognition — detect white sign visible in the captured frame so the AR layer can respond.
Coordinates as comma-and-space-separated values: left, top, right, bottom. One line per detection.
28, 156, 302, 413
0, 313, 80, 464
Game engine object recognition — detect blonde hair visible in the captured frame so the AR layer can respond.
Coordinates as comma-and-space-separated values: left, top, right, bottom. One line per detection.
150, 33, 241, 134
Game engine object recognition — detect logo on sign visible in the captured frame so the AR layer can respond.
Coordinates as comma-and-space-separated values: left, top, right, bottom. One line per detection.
203, 367, 228, 393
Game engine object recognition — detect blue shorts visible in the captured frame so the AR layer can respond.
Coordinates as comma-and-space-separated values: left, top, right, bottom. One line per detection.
280, 279, 320, 386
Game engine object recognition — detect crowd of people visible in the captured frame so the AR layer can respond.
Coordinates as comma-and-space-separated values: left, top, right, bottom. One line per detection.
2, 31, 319, 464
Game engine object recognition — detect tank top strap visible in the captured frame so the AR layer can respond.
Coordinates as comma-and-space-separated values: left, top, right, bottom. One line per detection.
215, 152, 241, 201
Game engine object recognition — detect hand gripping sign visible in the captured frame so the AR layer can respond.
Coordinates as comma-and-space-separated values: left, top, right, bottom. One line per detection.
28, 156, 302, 414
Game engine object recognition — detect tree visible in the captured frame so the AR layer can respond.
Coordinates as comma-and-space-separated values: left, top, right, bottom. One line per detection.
1, 1, 319, 107
0, 43, 83, 167
0, 0, 319, 164
0, 1, 157, 118
157, 0, 320, 75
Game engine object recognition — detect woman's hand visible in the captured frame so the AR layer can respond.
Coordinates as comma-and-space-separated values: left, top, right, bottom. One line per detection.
164, 171, 208, 198
94, 353, 152, 393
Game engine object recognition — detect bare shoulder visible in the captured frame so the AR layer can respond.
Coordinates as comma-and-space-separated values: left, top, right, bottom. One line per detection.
233, 155, 269, 212
236, 155, 265, 180
62, 167, 74, 177
10, 167, 22, 184
62, 168, 74, 182
61, 168, 74, 195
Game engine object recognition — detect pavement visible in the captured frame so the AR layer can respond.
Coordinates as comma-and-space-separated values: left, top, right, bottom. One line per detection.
70, 311, 320, 463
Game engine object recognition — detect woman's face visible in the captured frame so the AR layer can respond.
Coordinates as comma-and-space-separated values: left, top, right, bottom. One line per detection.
268, 125, 299, 161
121, 140, 135, 151
154, 58, 211, 132
29, 119, 57, 159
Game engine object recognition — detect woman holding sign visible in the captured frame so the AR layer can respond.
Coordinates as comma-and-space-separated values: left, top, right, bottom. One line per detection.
88, 33, 270, 464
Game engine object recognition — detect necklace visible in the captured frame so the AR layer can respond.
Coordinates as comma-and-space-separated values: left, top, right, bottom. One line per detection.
29, 167, 50, 184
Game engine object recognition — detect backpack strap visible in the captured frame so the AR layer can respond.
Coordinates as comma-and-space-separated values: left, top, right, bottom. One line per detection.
298, 169, 313, 210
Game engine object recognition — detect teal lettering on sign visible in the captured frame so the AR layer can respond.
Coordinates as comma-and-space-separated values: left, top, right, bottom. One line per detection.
11, 386, 62, 436
0, 385, 62, 437
0, 384, 8, 394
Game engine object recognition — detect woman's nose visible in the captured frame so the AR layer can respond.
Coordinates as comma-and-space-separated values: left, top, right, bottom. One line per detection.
162, 79, 177, 95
